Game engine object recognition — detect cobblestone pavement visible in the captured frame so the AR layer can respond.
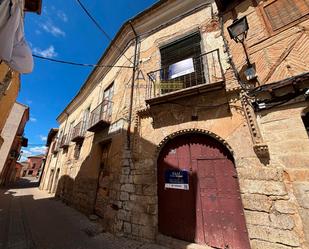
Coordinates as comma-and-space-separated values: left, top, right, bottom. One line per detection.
0, 177, 169, 249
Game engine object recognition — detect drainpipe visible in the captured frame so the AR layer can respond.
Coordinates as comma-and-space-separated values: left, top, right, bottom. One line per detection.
127, 21, 139, 149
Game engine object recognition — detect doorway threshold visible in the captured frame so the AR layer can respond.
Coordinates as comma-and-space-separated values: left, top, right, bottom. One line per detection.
157, 234, 214, 249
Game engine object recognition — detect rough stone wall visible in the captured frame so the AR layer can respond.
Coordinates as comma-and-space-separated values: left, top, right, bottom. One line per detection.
254, 103, 309, 249
115, 148, 158, 241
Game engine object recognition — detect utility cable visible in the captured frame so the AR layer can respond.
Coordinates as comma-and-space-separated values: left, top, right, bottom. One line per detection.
33, 54, 133, 69
75, 0, 134, 64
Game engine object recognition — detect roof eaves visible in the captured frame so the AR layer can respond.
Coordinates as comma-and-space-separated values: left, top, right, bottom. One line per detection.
56, 0, 169, 122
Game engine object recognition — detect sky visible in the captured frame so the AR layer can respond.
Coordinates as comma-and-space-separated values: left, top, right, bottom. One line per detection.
18, 0, 158, 160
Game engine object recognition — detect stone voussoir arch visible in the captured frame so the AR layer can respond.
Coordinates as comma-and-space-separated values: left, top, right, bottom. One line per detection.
155, 128, 234, 158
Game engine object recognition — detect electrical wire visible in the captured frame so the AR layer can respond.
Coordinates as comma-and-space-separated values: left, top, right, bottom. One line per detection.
33, 54, 133, 69
75, 0, 134, 64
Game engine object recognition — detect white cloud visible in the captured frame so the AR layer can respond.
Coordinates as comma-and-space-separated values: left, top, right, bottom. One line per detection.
19, 146, 47, 161
30, 146, 47, 154
33, 46, 58, 58
40, 22, 65, 37
20, 149, 33, 159
19, 156, 28, 162
40, 135, 47, 142
57, 10, 68, 22
30, 117, 37, 122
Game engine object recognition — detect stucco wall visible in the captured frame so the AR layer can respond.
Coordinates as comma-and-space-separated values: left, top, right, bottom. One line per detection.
0, 103, 27, 185
0, 64, 20, 139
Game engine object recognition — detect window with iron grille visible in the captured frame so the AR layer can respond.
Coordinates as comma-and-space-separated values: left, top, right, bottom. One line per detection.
102, 83, 114, 120
68, 121, 74, 141
82, 108, 90, 133
50, 140, 56, 153
74, 142, 82, 159
159, 32, 205, 92
263, 0, 309, 31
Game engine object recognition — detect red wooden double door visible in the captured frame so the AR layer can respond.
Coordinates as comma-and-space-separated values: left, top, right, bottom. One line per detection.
157, 134, 250, 249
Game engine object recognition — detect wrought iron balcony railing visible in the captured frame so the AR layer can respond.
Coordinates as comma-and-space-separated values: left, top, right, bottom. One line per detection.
71, 121, 87, 143
88, 100, 112, 133
59, 134, 70, 148
52, 141, 60, 154
146, 49, 224, 100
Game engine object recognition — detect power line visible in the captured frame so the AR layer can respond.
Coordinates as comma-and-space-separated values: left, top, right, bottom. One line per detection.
75, 0, 134, 64
33, 54, 133, 69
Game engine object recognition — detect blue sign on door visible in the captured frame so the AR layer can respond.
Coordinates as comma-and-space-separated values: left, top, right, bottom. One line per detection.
165, 170, 189, 190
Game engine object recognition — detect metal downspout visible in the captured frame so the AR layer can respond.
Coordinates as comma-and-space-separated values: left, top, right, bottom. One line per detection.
127, 21, 139, 149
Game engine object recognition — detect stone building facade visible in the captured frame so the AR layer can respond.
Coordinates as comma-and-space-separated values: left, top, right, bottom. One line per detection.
23, 155, 45, 177
40, 128, 59, 193
0, 102, 29, 186
40, 0, 309, 248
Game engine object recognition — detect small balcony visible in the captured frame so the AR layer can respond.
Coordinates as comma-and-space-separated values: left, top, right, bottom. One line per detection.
59, 134, 69, 149
52, 142, 59, 154
146, 49, 225, 105
71, 121, 87, 143
87, 100, 112, 133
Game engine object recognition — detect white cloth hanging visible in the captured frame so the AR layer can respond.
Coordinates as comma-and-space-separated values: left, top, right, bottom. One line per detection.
0, 0, 33, 74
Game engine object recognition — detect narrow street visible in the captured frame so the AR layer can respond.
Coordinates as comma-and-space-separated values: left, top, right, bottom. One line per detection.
0, 177, 168, 249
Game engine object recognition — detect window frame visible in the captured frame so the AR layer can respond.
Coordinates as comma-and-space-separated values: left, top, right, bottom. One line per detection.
259, 0, 309, 35
74, 142, 82, 160
102, 82, 114, 119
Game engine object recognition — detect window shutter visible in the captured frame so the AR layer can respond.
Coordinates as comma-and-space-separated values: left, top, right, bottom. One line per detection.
160, 33, 201, 68
264, 0, 309, 31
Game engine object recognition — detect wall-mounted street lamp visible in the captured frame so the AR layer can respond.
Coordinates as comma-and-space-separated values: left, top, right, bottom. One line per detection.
227, 16, 256, 81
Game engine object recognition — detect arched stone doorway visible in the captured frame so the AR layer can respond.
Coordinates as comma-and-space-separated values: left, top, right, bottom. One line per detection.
157, 132, 250, 248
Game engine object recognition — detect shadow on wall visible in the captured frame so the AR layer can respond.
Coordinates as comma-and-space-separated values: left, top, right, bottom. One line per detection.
55, 140, 102, 215
50, 122, 251, 248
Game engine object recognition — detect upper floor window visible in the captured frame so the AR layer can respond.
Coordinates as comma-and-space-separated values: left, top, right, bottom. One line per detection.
160, 32, 202, 69
146, 32, 224, 100
103, 83, 114, 119
263, 0, 309, 31
58, 130, 63, 146
159, 33, 204, 91
68, 121, 74, 140
74, 142, 82, 159
50, 140, 56, 153
82, 108, 90, 133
